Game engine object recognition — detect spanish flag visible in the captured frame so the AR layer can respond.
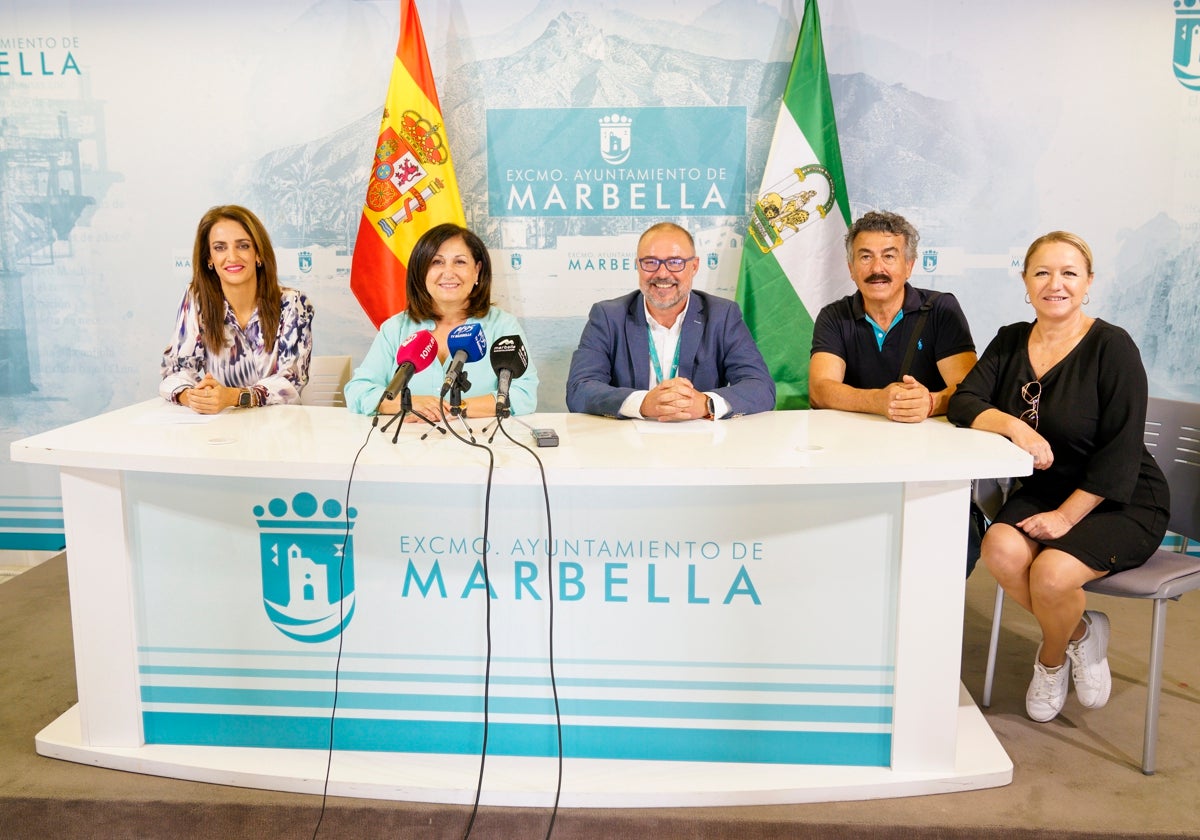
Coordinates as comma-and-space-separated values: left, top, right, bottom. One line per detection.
350, 0, 465, 328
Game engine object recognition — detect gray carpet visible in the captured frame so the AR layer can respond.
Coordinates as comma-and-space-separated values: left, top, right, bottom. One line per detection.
2, 554, 1198, 840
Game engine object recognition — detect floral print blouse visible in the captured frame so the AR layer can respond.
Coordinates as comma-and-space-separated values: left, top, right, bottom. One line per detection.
159, 287, 314, 406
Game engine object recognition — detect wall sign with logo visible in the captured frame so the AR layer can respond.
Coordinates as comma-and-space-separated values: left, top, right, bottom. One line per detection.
486, 107, 747, 217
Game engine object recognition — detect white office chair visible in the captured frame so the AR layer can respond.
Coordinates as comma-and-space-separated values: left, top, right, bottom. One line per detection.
299, 355, 352, 408
980, 396, 1200, 774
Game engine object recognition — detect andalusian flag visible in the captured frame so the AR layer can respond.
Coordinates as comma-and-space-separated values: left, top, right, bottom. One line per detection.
735, 0, 850, 409
350, 0, 465, 328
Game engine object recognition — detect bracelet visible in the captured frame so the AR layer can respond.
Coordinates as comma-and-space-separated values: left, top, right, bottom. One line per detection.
928, 392, 936, 417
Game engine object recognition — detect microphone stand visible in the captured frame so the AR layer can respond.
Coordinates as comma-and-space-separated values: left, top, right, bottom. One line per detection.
485, 406, 524, 443
447, 371, 476, 442
483, 413, 531, 440
379, 388, 446, 442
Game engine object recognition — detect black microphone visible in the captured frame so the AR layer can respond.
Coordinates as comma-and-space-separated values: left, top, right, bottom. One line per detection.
440, 323, 487, 397
489, 335, 529, 418
375, 329, 438, 412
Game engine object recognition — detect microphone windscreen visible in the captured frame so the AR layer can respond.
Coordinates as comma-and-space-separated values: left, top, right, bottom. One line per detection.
489, 335, 529, 379
396, 329, 438, 372
446, 323, 487, 362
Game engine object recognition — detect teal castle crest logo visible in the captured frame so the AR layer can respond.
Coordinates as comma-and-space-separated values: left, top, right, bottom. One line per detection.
599, 113, 632, 165
255, 493, 357, 643
1176, 0, 1200, 90
922, 249, 938, 273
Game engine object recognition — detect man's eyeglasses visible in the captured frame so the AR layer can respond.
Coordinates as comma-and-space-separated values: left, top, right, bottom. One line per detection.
637, 256, 696, 273
1020, 380, 1041, 430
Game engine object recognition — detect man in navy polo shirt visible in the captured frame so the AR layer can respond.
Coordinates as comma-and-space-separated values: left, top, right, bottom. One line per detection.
809, 211, 976, 423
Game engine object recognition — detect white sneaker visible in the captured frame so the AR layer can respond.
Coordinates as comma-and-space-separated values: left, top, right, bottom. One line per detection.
1026, 644, 1070, 722
1066, 610, 1112, 709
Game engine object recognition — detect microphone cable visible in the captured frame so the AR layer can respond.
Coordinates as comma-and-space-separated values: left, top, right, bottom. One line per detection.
310, 421, 374, 840
497, 414, 563, 840
440, 403, 496, 840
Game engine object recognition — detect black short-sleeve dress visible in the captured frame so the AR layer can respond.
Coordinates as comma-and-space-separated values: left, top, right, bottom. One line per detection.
947, 319, 1170, 573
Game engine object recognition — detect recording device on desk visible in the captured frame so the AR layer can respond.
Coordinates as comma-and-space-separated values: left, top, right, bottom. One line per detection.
372, 329, 439, 421
440, 323, 487, 398
530, 427, 559, 447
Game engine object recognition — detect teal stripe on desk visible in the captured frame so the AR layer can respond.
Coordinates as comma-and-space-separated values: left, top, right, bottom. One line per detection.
0, 533, 66, 550
139, 646, 895, 672
0, 518, 65, 529
141, 712, 891, 767
140, 685, 892, 724
139, 665, 892, 695
0, 506, 63, 513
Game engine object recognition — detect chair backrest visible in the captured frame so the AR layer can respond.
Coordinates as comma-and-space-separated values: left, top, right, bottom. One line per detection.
1144, 397, 1200, 541
299, 355, 352, 408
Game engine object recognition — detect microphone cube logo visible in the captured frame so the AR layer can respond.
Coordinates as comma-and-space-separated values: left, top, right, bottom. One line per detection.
255, 492, 357, 643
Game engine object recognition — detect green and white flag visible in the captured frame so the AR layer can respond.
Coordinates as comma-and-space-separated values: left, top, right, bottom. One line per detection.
736, 0, 851, 410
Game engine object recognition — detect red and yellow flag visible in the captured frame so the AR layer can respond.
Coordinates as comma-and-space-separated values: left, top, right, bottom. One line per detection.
350, 0, 465, 328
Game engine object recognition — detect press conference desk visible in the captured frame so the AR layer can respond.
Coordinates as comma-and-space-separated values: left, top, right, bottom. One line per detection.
11, 401, 1030, 806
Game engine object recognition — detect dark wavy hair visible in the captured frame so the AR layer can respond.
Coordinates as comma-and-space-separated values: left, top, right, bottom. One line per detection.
190, 205, 281, 354
404, 223, 492, 323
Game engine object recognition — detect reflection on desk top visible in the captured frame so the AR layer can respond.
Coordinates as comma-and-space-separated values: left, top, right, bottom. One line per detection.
10, 399, 1032, 486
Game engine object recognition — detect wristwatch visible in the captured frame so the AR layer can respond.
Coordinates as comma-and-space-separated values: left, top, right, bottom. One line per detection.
704, 395, 716, 420
237, 389, 253, 408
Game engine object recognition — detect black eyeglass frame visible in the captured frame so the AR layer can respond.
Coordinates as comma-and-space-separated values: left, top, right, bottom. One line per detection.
637, 256, 697, 273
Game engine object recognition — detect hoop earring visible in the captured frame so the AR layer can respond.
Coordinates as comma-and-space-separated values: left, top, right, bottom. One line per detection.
207, 263, 214, 270
1083, 294, 1090, 305
1024, 293, 1031, 304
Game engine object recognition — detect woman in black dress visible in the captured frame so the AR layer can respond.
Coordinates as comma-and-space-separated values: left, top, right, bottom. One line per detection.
948, 231, 1169, 723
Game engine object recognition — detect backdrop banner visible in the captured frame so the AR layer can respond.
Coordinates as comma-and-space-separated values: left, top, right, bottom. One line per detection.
1, 0, 1197, 547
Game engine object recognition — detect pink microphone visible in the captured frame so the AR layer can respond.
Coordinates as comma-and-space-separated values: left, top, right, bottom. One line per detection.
381, 329, 438, 402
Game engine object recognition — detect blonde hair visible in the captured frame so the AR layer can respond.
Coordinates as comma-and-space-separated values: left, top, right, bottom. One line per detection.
1022, 231, 1094, 277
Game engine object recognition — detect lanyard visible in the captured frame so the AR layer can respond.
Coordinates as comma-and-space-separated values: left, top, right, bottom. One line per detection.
647, 324, 680, 385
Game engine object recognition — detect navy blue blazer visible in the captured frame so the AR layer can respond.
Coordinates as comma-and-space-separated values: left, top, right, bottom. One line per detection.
565, 290, 776, 418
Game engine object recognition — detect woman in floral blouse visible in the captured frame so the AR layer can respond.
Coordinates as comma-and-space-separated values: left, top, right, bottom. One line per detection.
160, 205, 313, 413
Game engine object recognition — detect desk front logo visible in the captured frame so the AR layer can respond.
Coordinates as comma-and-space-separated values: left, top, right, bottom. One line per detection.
254, 493, 357, 643
1175, 0, 1200, 90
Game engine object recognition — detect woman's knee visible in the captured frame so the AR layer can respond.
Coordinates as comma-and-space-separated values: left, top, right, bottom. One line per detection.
980, 525, 1031, 578
1029, 550, 1091, 600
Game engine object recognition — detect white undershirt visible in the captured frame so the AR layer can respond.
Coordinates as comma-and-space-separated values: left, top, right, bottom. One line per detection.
618, 298, 729, 419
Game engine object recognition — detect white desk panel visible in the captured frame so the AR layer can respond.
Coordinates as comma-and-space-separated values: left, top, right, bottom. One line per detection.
12, 402, 1030, 805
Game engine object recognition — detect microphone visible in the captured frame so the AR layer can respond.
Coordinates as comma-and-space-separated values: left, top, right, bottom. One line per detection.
377, 330, 438, 410
440, 323, 487, 396
489, 335, 529, 418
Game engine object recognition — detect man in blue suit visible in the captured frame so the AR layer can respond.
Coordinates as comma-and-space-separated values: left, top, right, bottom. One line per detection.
566, 222, 775, 420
